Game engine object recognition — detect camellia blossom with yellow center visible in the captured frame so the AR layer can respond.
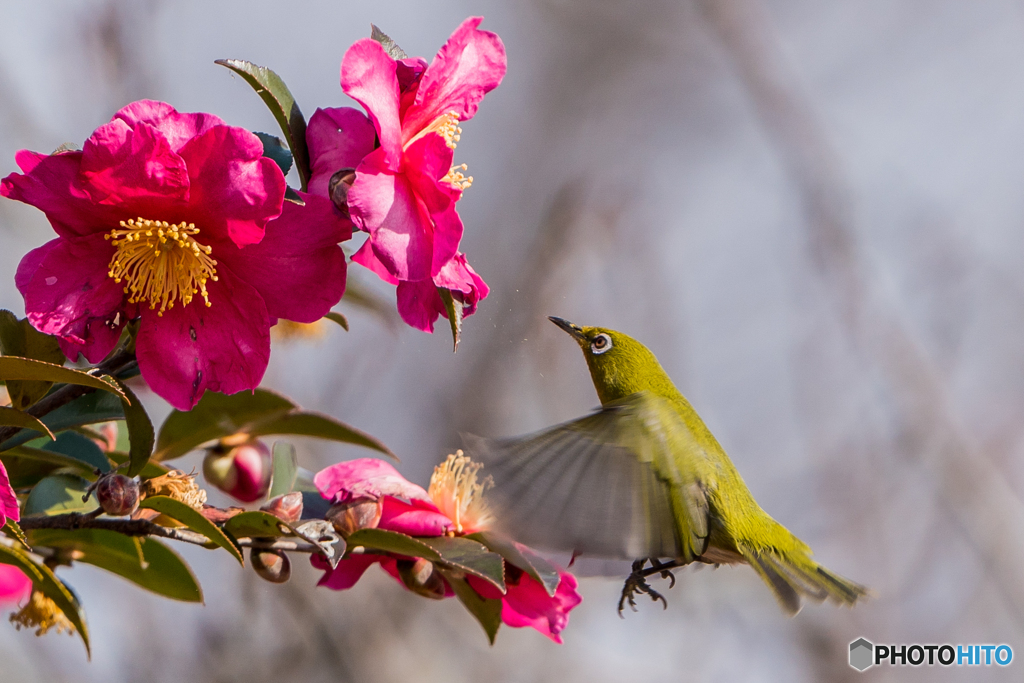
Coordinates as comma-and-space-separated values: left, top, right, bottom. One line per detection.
1, 100, 350, 409
312, 454, 582, 643
305, 17, 502, 332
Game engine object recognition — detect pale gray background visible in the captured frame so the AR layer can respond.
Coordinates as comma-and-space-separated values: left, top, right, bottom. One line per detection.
2, 0, 1024, 681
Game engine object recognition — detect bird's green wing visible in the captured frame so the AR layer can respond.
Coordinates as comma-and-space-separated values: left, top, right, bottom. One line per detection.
464, 392, 715, 562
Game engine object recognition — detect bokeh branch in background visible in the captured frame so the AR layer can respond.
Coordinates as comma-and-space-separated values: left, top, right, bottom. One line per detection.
698, 0, 1024, 632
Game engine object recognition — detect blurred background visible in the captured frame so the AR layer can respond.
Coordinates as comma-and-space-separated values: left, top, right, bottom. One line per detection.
2, 0, 1024, 680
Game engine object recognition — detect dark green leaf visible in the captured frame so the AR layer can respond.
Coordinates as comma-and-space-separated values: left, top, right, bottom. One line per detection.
323, 312, 349, 331
0, 390, 127, 451
0, 543, 91, 655
284, 187, 305, 205
23, 474, 98, 516
26, 528, 202, 603
370, 24, 409, 59
153, 388, 295, 461
300, 490, 331, 519
419, 536, 505, 592
3, 519, 30, 550
440, 569, 502, 645
111, 379, 153, 477
0, 357, 125, 398
248, 412, 396, 460
43, 431, 110, 473
254, 131, 293, 176
215, 59, 310, 191
0, 310, 65, 409
345, 528, 442, 561
439, 288, 463, 352
223, 510, 287, 539
139, 496, 243, 565
468, 531, 561, 596
0, 405, 54, 441
0, 452, 61, 488
107, 450, 169, 478
268, 441, 297, 499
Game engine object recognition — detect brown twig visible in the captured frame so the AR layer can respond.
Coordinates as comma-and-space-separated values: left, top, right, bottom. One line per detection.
18, 512, 325, 553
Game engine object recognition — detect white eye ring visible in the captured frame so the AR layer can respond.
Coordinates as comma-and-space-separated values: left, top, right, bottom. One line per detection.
590, 333, 613, 354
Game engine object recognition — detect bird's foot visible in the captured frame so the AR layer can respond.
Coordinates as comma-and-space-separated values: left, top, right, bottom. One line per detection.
618, 559, 680, 616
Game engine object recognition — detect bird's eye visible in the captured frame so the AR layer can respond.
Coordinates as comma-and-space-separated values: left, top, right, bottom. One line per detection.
590, 333, 613, 355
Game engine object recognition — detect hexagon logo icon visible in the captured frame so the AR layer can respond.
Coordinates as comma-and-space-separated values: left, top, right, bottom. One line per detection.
849, 638, 874, 671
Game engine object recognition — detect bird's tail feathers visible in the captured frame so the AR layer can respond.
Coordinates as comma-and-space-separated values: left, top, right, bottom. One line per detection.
738, 542, 869, 616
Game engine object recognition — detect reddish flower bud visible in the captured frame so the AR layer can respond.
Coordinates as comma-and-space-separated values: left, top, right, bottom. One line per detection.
397, 558, 447, 600
260, 492, 303, 523
328, 168, 356, 218
251, 550, 291, 583
95, 474, 139, 516
202, 441, 272, 503
325, 498, 382, 537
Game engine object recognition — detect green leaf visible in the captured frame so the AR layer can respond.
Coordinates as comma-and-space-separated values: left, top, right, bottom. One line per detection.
3, 518, 30, 551
284, 186, 305, 205
0, 543, 90, 655
323, 312, 349, 331
0, 452, 61, 488
247, 412, 395, 460
153, 388, 295, 461
223, 510, 287, 539
23, 474, 98, 516
0, 405, 54, 441
0, 310, 65, 409
268, 441, 297, 499
370, 24, 409, 59
26, 528, 203, 603
254, 131, 293, 176
419, 536, 505, 592
345, 528, 442, 561
438, 288, 463, 352
0, 390, 127, 452
440, 569, 502, 645
43, 431, 110, 473
107, 450, 169, 478
111, 378, 153, 477
468, 531, 561, 596
0, 357, 125, 399
139, 496, 243, 565
215, 59, 310, 191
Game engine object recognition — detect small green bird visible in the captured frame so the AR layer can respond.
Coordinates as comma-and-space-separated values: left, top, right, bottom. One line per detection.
468, 317, 868, 614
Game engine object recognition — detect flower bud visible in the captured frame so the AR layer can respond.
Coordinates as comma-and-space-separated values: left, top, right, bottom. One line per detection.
397, 558, 447, 600
95, 474, 139, 516
260, 492, 303, 523
328, 168, 356, 218
325, 498, 382, 537
202, 441, 272, 503
251, 549, 291, 583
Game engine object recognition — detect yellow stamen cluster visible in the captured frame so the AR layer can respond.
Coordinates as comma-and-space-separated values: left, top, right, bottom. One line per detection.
428, 450, 493, 535
9, 591, 75, 637
105, 218, 218, 316
442, 163, 473, 191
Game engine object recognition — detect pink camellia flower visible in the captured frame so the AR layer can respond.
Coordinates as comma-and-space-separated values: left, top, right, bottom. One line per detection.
306, 17, 504, 332
0, 566, 32, 606
312, 453, 582, 643
1, 460, 19, 527
1, 100, 349, 409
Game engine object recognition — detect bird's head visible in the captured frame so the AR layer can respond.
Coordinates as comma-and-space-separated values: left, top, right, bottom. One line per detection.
548, 316, 673, 404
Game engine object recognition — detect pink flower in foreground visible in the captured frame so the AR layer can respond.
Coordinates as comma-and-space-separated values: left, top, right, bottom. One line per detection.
2, 100, 349, 409
306, 17, 503, 332
312, 455, 581, 643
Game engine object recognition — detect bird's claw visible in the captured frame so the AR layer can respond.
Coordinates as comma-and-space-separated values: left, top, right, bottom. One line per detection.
618, 560, 670, 617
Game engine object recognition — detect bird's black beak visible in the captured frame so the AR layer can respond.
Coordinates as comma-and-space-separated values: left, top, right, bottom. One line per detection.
548, 316, 587, 341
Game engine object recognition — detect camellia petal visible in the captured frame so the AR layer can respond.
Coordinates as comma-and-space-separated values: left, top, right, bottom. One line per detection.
470, 569, 582, 644
177, 125, 285, 247
135, 264, 271, 411
315, 458, 434, 506
0, 460, 19, 525
0, 565, 31, 606
351, 240, 399, 286
313, 553, 384, 591
400, 17, 507, 145
215, 192, 350, 323
16, 236, 128, 363
306, 107, 377, 198
341, 39, 405, 169
112, 100, 226, 152
81, 119, 190, 206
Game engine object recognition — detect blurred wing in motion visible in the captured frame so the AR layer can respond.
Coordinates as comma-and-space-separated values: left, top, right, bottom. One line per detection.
464, 391, 715, 562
